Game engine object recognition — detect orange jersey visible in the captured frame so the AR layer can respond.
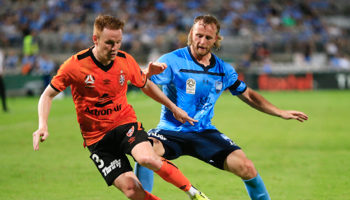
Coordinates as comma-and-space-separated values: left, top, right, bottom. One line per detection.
50, 48, 147, 146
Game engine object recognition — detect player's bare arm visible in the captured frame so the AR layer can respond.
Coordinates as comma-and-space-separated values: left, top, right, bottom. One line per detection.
142, 62, 167, 78
238, 87, 308, 122
141, 80, 197, 125
33, 85, 59, 151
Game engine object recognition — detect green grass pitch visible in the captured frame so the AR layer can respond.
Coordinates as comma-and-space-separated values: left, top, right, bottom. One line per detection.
0, 90, 349, 200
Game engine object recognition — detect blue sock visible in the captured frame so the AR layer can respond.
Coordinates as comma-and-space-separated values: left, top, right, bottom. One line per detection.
134, 162, 154, 192
243, 173, 270, 200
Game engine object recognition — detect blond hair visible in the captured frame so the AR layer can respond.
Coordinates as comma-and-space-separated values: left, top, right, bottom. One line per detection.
187, 15, 223, 49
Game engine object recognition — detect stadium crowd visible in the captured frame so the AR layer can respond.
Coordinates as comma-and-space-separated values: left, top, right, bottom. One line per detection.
0, 0, 350, 74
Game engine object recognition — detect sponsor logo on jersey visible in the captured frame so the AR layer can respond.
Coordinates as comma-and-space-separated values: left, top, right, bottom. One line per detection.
215, 81, 223, 93
91, 154, 121, 176
126, 126, 135, 137
85, 104, 122, 116
186, 78, 196, 94
85, 75, 95, 88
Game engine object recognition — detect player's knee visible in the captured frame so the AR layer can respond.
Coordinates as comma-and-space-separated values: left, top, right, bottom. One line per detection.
120, 182, 140, 199
113, 173, 144, 199
136, 155, 160, 169
123, 188, 137, 199
230, 158, 256, 179
239, 159, 257, 179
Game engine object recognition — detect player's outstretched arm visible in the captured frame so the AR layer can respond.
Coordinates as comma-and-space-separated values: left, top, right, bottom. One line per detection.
142, 62, 167, 78
141, 80, 198, 125
238, 87, 308, 122
33, 85, 59, 151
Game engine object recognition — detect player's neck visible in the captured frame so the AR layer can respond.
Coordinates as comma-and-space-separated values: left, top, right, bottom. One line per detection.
190, 47, 211, 67
92, 47, 112, 66
194, 54, 211, 67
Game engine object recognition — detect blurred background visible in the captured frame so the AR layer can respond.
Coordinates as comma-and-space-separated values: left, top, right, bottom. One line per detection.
1, 0, 350, 100
1, 2, 349, 199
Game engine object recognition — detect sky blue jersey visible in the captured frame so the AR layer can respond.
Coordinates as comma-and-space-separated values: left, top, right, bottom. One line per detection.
151, 47, 247, 132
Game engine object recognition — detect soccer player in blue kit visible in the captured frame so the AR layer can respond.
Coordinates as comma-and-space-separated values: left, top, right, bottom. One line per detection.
136, 15, 308, 200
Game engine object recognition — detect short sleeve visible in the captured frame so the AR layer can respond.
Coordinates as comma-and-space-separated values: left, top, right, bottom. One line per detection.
50, 59, 74, 92
127, 54, 147, 88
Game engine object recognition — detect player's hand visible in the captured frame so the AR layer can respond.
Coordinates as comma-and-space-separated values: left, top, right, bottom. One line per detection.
172, 107, 198, 125
280, 110, 308, 122
33, 128, 49, 151
146, 62, 167, 77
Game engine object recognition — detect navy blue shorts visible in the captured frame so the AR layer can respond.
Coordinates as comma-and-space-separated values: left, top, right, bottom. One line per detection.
148, 129, 241, 169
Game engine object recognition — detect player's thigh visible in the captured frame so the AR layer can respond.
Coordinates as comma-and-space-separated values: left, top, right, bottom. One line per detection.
149, 137, 165, 157
131, 140, 156, 159
224, 149, 247, 170
191, 130, 241, 169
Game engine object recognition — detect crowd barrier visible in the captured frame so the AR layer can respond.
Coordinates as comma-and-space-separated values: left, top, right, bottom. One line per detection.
241, 70, 350, 90
4, 70, 350, 97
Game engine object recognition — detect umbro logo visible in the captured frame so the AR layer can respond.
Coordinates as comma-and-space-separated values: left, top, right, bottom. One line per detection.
103, 79, 111, 85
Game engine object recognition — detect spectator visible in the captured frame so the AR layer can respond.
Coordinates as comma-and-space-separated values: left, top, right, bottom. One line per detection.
250, 34, 270, 65
36, 53, 55, 91
325, 39, 338, 60
330, 53, 350, 70
22, 29, 39, 57
4, 50, 19, 73
22, 29, 39, 75
239, 53, 252, 70
0, 15, 22, 47
301, 41, 313, 64
0, 0, 350, 68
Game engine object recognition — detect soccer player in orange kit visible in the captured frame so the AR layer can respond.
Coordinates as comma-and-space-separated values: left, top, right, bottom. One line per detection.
32, 15, 209, 200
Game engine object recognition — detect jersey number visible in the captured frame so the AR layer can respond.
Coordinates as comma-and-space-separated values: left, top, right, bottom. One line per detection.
91, 153, 104, 169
